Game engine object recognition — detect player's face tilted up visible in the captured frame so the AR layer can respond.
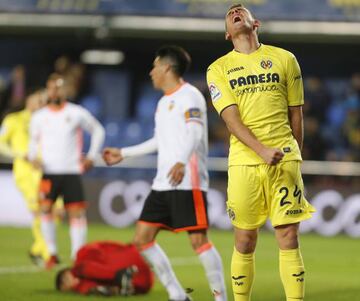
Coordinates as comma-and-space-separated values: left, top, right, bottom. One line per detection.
206, 3, 315, 301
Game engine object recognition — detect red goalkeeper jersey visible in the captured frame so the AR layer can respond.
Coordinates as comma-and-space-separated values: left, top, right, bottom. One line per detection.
70, 241, 153, 294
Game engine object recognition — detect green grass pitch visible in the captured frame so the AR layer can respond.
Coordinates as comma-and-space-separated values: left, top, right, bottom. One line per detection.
0, 224, 359, 301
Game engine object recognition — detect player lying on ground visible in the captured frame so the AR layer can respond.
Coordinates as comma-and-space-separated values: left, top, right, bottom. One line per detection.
55, 241, 153, 296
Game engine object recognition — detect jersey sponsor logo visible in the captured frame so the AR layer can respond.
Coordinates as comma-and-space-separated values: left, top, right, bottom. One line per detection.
185, 108, 202, 120
227, 66, 245, 75
208, 83, 222, 102
260, 59, 273, 69
229, 73, 280, 89
235, 84, 279, 96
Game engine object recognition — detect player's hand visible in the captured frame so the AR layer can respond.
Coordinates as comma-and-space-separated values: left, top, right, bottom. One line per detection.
82, 157, 94, 172
102, 147, 123, 166
260, 147, 284, 165
31, 158, 43, 170
167, 162, 185, 186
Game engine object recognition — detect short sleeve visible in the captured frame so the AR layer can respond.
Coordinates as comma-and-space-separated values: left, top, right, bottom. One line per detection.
77, 106, 99, 132
206, 63, 236, 115
181, 90, 205, 125
286, 53, 304, 106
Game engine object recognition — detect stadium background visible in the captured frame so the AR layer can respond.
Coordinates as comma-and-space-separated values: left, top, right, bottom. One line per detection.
0, 1, 359, 300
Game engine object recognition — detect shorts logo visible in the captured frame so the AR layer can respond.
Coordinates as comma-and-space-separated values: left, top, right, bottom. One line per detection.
286, 209, 303, 215
260, 60, 272, 69
208, 83, 222, 102
227, 208, 236, 220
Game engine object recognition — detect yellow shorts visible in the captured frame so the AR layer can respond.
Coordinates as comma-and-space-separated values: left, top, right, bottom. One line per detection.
15, 170, 42, 212
227, 161, 315, 230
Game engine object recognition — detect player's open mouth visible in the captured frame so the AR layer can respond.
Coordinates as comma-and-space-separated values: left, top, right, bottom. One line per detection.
233, 16, 241, 24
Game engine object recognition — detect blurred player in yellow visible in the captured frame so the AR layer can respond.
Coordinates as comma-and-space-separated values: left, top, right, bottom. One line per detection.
0, 89, 62, 266
207, 4, 315, 301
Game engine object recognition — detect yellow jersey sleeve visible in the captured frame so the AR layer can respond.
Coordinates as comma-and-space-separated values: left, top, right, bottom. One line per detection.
206, 63, 236, 115
286, 53, 304, 106
0, 116, 13, 145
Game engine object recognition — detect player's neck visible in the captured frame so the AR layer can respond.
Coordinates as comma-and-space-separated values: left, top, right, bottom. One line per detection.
48, 100, 67, 111
162, 78, 185, 95
233, 34, 260, 54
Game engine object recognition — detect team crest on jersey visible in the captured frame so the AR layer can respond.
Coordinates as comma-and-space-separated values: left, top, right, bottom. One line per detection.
227, 208, 236, 221
208, 83, 221, 102
168, 100, 175, 111
260, 60, 273, 69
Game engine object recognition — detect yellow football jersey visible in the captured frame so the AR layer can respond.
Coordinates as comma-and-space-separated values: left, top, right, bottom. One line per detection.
207, 44, 303, 165
0, 109, 36, 179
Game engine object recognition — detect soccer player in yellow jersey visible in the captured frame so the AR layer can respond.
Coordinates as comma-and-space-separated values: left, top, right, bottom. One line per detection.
206, 4, 315, 301
0, 90, 53, 266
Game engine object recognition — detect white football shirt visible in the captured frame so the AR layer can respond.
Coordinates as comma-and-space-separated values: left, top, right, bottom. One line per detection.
152, 82, 209, 191
29, 102, 105, 174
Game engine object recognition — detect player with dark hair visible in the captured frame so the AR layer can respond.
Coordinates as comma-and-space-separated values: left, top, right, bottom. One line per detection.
28, 73, 105, 268
55, 241, 153, 296
103, 45, 227, 301
207, 4, 315, 301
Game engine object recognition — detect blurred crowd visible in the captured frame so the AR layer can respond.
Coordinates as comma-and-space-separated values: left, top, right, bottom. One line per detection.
0, 56, 359, 163
302, 74, 360, 162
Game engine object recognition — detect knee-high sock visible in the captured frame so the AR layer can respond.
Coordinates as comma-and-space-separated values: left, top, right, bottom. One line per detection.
197, 242, 227, 301
40, 213, 57, 255
231, 248, 255, 301
141, 242, 187, 300
279, 248, 305, 301
70, 216, 87, 259
30, 215, 50, 260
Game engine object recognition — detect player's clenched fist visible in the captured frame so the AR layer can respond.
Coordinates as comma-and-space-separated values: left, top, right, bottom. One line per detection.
260, 147, 284, 165
102, 147, 123, 166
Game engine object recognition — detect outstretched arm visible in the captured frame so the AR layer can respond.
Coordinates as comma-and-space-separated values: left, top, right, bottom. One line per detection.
102, 136, 157, 166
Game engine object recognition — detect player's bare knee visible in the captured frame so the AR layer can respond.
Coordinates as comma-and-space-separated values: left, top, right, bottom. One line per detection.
188, 230, 208, 251
234, 229, 257, 253
41, 204, 52, 214
234, 238, 256, 254
68, 208, 85, 219
275, 224, 299, 249
132, 232, 155, 250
